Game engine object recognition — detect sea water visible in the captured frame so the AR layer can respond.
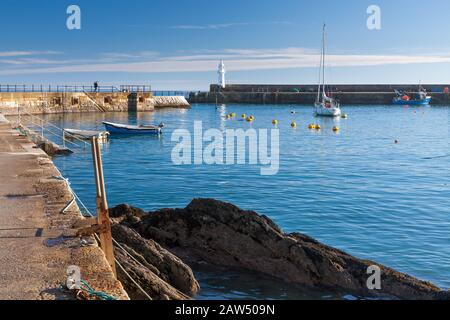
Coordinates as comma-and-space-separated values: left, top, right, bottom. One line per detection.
41, 104, 450, 299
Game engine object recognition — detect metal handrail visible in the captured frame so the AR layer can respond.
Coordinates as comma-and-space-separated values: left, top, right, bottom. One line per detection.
22, 119, 85, 149
18, 110, 89, 149
0, 85, 121, 93
119, 85, 152, 93
0, 84, 159, 94
25, 120, 83, 148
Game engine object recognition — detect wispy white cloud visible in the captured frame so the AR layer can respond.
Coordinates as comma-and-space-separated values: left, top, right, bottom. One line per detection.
0, 47, 449, 75
164, 48, 319, 62
101, 51, 159, 60
171, 21, 292, 30
0, 51, 159, 66
0, 50, 61, 57
172, 23, 250, 30
0, 58, 86, 65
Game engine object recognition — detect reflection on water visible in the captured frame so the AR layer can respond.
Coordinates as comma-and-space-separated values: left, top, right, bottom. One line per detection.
39, 104, 450, 298
194, 265, 340, 300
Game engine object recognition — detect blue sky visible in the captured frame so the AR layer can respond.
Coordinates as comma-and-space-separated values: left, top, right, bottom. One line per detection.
1, 0, 450, 90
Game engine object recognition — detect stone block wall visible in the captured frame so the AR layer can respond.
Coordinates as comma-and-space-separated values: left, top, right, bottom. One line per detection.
0, 92, 155, 115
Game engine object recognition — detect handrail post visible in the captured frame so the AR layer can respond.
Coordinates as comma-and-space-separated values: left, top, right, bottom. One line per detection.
91, 137, 116, 276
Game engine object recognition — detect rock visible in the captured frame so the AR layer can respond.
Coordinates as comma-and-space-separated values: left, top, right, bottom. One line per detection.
111, 199, 450, 300
110, 204, 145, 223
113, 224, 200, 295
115, 248, 188, 300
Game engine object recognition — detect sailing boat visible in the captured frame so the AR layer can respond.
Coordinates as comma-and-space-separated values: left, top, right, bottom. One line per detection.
315, 24, 342, 117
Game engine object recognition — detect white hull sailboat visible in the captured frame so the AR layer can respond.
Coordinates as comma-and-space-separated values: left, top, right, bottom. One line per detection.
315, 24, 342, 118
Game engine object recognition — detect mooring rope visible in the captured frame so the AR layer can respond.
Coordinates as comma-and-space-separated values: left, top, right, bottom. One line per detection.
115, 257, 153, 300
79, 280, 117, 300
53, 169, 153, 300
112, 238, 151, 274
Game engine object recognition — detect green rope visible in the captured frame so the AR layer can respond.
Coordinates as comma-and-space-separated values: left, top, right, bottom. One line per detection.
80, 280, 117, 300
60, 280, 117, 300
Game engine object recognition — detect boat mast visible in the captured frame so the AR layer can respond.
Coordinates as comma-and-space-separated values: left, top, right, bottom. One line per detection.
322, 24, 326, 99
317, 24, 325, 103
316, 51, 321, 103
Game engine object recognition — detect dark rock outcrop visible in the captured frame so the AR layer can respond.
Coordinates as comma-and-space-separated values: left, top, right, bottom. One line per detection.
110, 204, 145, 222
111, 199, 450, 300
112, 224, 199, 300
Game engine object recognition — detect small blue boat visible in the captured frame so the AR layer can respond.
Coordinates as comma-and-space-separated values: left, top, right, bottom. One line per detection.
393, 87, 432, 106
393, 97, 432, 106
103, 121, 163, 135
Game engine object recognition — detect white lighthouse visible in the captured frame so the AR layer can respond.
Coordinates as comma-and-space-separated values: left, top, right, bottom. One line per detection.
218, 60, 226, 89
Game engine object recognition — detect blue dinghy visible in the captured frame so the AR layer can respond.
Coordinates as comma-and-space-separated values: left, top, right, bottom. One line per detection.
103, 121, 163, 135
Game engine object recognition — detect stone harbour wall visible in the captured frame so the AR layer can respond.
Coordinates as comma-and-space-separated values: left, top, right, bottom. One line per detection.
189, 84, 450, 105
0, 92, 190, 115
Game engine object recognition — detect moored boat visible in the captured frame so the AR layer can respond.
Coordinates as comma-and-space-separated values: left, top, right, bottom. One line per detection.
314, 24, 342, 118
102, 121, 164, 134
63, 128, 110, 142
393, 86, 432, 106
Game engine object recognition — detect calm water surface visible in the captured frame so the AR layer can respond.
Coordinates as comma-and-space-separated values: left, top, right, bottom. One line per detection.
42, 104, 450, 298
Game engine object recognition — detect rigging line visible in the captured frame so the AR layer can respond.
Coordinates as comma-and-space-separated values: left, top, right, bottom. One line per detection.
318, 27, 324, 101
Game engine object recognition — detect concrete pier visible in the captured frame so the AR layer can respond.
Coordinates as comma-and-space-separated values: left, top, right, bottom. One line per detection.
0, 114, 127, 300
0, 91, 190, 115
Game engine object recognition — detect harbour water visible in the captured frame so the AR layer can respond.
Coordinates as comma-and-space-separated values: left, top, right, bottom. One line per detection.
42, 103, 450, 299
